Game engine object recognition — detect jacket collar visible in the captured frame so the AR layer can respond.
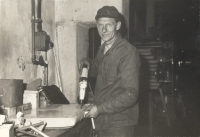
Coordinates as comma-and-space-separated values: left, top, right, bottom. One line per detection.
99, 33, 122, 55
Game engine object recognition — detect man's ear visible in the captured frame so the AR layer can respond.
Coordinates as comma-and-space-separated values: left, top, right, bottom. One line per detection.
116, 21, 121, 30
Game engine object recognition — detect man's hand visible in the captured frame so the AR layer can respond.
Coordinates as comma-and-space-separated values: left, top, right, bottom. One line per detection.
84, 105, 99, 118
79, 58, 90, 73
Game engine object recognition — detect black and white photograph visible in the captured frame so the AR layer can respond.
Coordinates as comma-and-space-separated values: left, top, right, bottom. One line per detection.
0, 0, 199, 136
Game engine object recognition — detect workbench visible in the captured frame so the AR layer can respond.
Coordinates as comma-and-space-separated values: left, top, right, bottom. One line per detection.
9, 104, 92, 137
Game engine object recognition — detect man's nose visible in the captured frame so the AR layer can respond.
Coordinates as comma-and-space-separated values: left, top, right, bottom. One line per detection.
102, 25, 107, 33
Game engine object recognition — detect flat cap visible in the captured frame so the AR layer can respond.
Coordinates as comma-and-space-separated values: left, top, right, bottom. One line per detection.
95, 6, 120, 21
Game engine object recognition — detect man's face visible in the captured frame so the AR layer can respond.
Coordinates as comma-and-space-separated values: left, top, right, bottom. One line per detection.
96, 17, 121, 43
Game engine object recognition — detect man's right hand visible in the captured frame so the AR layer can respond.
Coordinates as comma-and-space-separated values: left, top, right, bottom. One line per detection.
84, 104, 99, 118
79, 58, 90, 73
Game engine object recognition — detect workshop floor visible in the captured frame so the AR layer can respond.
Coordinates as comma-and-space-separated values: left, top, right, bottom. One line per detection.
135, 110, 200, 136
134, 93, 200, 136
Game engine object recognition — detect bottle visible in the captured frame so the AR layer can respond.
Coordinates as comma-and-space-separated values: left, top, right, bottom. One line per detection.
78, 64, 89, 107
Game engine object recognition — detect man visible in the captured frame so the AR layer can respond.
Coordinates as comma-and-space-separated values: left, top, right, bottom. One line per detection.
80, 6, 140, 137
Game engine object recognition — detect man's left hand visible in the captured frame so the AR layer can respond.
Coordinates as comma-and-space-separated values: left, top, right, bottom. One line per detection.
84, 105, 99, 118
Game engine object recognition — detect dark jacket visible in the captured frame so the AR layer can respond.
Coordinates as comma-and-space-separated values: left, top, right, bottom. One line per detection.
89, 34, 140, 131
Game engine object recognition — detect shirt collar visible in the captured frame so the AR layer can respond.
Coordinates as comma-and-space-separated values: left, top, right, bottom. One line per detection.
99, 33, 119, 50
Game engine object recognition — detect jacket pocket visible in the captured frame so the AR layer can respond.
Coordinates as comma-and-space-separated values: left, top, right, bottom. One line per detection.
107, 65, 118, 84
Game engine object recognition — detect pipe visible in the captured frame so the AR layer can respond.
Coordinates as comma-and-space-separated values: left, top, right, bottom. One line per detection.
36, 0, 42, 32
31, 0, 39, 64
44, 51, 48, 86
36, 0, 48, 85
31, 0, 48, 86
31, 0, 35, 63
32, 0, 42, 65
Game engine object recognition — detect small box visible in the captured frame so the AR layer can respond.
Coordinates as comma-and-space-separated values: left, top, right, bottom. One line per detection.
3, 107, 16, 117
0, 79, 23, 107
17, 103, 32, 112
35, 31, 50, 51
0, 122, 14, 137
0, 115, 6, 125
23, 90, 39, 109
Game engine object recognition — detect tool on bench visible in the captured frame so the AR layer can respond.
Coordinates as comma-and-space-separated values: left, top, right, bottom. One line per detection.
15, 112, 48, 137
16, 121, 48, 137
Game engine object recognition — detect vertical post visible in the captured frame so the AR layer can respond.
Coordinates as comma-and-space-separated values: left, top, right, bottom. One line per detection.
149, 91, 153, 135
146, 0, 155, 34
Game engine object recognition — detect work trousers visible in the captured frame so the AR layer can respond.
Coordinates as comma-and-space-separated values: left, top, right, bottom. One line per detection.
95, 126, 135, 137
